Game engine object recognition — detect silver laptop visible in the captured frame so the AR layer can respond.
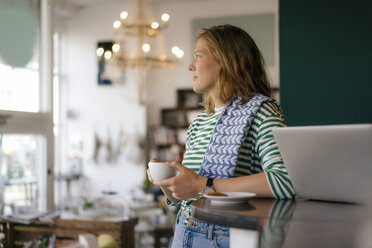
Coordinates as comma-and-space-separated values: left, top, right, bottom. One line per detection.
272, 124, 372, 203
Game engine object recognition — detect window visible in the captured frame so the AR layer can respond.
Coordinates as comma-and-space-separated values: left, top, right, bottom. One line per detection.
0, 0, 54, 213
0, 134, 44, 210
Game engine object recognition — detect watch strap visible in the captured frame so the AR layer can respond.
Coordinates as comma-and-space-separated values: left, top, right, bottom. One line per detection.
206, 178, 214, 188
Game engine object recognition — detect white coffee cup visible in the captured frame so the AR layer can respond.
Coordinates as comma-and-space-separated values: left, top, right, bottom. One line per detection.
148, 161, 175, 181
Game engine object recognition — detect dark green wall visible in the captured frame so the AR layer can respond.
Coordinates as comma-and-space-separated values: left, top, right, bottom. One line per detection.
279, 0, 372, 126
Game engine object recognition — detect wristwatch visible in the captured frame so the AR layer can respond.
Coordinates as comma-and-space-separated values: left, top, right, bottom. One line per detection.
203, 178, 215, 194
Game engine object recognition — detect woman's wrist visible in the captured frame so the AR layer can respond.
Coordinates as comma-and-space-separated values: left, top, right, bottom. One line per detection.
198, 176, 208, 193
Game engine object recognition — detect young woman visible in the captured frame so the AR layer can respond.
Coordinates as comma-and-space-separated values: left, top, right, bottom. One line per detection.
148, 24, 295, 248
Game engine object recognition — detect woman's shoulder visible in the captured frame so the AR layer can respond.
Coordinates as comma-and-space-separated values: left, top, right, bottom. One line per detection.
188, 110, 208, 128
191, 110, 208, 121
253, 101, 286, 127
235, 95, 282, 116
258, 101, 283, 117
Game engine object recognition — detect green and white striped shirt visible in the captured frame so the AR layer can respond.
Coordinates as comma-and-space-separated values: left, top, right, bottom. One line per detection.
173, 101, 295, 221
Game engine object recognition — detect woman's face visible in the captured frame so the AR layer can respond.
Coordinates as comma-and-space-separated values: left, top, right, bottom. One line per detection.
188, 38, 220, 94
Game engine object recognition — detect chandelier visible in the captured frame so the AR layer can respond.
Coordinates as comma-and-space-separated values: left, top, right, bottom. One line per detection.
96, 0, 183, 103
110, 0, 184, 69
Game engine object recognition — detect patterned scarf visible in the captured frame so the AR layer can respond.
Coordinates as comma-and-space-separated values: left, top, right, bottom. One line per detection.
198, 94, 278, 178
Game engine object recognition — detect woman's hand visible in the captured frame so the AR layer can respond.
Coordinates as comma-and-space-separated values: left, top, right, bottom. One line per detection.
152, 160, 207, 200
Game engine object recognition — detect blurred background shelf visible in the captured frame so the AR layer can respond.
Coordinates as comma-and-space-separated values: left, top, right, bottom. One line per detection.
149, 89, 202, 162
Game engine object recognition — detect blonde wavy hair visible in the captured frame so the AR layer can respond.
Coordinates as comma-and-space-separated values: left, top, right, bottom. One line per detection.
195, 24, 271, 115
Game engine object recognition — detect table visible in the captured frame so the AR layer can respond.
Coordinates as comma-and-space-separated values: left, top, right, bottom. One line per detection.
0, 216, 138, 248
191, 198, 372, 248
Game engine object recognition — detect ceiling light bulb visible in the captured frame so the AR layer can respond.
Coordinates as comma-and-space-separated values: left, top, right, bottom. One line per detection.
142, 43, 151, 53
171, 46, 180, 55
104, 51, 112, 59
113, 21, 121, 29
161, 13, 170, 22
112, 44, 120, 53
176, 49, 184, 58
120, 11, 128, 20
151, 21, 160, 29
96, 47, 104, 56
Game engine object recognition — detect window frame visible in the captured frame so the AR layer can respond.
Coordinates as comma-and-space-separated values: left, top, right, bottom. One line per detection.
0, 0, 54, 212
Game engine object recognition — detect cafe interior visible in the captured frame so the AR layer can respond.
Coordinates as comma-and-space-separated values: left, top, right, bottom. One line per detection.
0, 0, 371, 247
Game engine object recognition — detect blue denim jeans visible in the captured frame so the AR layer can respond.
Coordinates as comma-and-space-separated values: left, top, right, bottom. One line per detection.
171, 210, 230, 248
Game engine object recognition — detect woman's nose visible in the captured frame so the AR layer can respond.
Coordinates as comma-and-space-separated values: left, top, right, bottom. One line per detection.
188, 62, 195, 71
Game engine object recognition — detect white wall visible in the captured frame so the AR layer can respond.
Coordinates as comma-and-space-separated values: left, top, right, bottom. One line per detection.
58, 1, 148, 199
58, 0, 278, 200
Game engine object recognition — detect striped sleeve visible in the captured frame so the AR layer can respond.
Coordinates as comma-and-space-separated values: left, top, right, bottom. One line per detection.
254, 102, 296, 199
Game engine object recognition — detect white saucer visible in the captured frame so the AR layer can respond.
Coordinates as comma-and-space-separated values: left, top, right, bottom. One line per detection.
203, 192, 256, 205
